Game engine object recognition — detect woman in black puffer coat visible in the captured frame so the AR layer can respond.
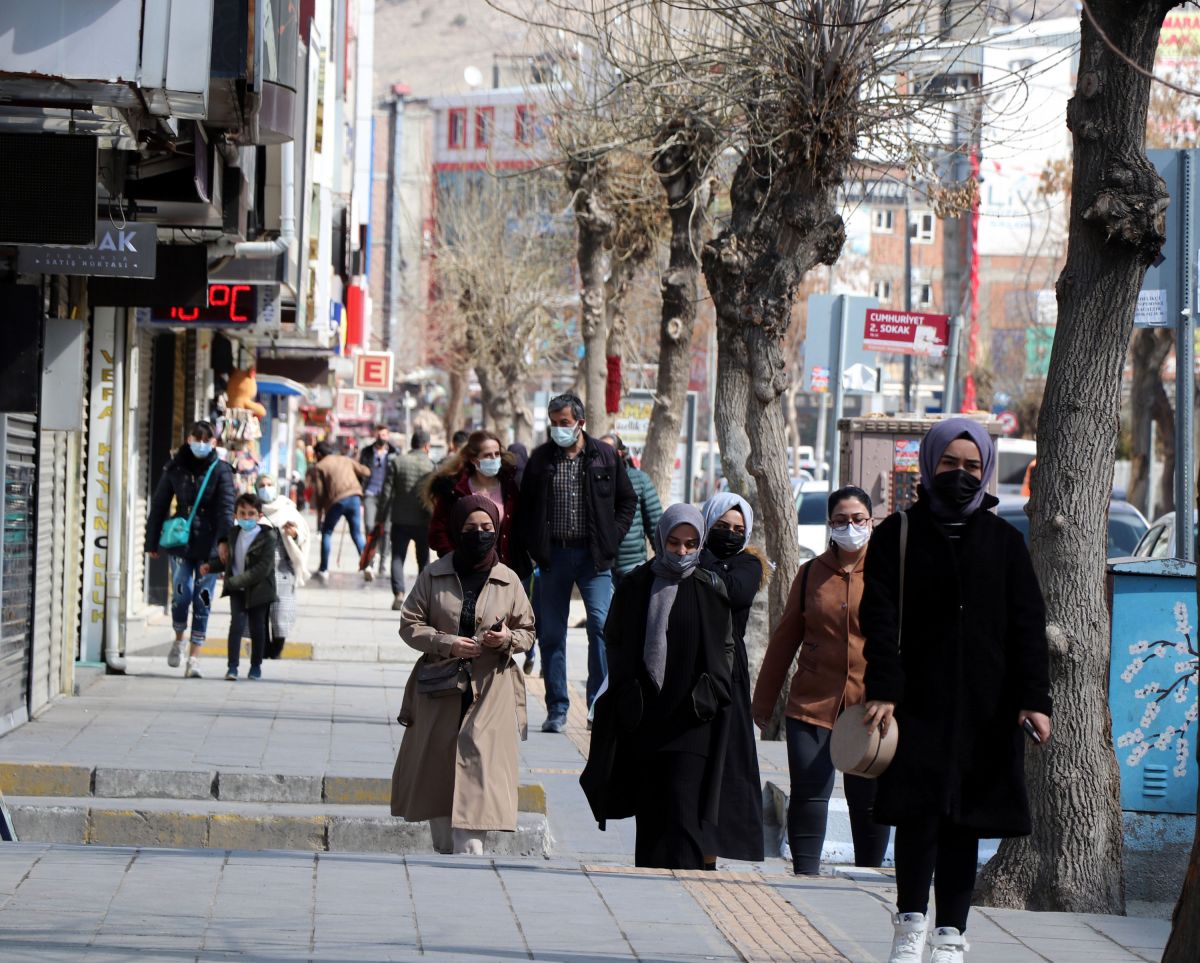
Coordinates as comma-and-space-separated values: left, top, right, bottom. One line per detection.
145, 420, 236, 679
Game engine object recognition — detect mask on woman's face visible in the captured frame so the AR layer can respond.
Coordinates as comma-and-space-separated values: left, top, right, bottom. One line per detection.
550, 425, 579, 448
830, 522, 871, 552
257, 487, 276, 504
706, 527, 744, 559
458, 529, 497, 560
657, 548, 700, 577
189, 441, 213, 458
932, 469, 982, 512
477, 456, 502, 477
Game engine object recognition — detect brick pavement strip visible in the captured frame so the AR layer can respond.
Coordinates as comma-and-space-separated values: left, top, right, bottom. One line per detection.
585, 865, 847, 962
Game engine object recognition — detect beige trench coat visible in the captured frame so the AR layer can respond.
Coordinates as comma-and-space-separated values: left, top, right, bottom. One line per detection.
390, 554, 535, 831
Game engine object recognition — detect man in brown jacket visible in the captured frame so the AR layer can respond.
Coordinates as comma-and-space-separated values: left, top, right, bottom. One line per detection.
312, 440, 371, 583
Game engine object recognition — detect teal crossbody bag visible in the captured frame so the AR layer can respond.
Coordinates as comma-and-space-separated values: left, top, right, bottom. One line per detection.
159, 459, 219, 551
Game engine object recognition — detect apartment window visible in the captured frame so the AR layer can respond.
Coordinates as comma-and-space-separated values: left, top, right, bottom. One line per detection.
448, 108, 467, 149
916, 281, 934, 308
872, 279, 893, 301
515, 104, 535, 145
910, 211, 935, 244
872, 209, 895, 233
475, 107, 495, 148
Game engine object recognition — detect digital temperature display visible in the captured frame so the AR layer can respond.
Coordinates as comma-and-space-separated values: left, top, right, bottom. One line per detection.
151, 284, 256, 325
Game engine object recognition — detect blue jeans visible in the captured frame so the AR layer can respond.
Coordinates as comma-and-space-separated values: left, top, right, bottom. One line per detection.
170, 556, 218, 645
319, 495, 366, 571
537, 546, 612, 718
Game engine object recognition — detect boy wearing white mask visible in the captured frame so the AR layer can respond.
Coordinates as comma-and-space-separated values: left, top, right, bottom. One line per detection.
202, 493, 278, 681
751, 485, 892, 876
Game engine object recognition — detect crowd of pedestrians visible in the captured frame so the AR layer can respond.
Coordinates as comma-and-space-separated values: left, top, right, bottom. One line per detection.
146, 407, 1050, 963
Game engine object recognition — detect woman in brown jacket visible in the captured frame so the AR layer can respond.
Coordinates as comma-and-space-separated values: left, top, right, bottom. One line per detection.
751, 485, 891, 875
390, 494, 536, 855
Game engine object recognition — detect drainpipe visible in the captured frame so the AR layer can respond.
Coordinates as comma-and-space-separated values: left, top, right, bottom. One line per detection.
234, 140, 296, 258
103, 310, 128, 673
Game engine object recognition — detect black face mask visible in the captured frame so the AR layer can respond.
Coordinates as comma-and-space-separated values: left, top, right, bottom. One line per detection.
706, 528, 745, 559
457, 529, 497, 560
931, 469, 982, 513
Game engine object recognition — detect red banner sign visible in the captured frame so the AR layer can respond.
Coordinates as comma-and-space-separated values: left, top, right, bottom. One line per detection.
863, 309, 950, 357
353, 351, 395, 392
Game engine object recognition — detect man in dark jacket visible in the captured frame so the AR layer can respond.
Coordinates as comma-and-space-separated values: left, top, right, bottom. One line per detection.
145, 420, 237, 678
359, 424, 399, 534
378, 430, 435, 609
600, 433, 662, 587
515, 393, 637, 732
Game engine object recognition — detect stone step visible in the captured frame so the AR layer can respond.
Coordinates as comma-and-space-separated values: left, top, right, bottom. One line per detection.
133, 639, 420, 663
6, 796, 553, 857
0, 762, 546, 813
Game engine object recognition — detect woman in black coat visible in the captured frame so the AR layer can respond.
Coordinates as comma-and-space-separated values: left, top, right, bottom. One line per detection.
580, 503, 735, 869
145, 420, 237, 679
860, 418, 1052, 963
699, 492, 767, 865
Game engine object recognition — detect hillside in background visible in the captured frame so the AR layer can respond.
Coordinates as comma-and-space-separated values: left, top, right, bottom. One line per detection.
374, 0, 531, 101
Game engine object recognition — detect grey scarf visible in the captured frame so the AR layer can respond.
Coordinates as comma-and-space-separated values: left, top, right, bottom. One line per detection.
644, 503, 707, 691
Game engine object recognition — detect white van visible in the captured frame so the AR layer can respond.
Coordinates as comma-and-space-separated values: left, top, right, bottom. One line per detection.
996, 438, 1037, 494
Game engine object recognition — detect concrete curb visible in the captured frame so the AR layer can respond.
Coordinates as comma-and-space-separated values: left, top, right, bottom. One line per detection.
0, 763, 547, 813
9, 802, 553, 856
134, 640, 422, 662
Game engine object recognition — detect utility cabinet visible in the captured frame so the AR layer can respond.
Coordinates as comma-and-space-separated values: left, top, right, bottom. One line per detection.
837, 414, 1003, 519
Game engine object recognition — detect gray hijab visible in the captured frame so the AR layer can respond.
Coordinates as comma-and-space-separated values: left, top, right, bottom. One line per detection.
644, 503, 707, 691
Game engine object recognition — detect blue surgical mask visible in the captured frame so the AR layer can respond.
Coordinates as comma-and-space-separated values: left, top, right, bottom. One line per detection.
654, 549, 701, 579
190, 442, 213, 458
477, 457, 502, 477
257, 487, 276, 504
550, 425, 579, 448
236, 518, 259, 532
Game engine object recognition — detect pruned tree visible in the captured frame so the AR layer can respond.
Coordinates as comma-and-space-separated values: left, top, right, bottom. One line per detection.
432, 168, 576, 446
975, 0, 1179, 915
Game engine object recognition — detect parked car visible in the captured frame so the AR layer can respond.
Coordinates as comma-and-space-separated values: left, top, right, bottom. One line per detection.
795, 480, 831, 556
1133, 511, 1199, 559
995, 494, 1148, 559
996, 438, 1038, 496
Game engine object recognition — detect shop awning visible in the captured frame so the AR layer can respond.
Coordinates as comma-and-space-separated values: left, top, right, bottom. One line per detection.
256, 374, 310, 400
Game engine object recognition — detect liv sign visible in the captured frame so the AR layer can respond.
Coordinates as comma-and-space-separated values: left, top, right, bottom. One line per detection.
17, 222, 157, 278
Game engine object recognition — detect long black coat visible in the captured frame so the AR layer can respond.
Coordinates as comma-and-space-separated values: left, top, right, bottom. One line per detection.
146, 446, 237, 561
699, 547, 766, 861
581, 563, 735, 830
860, 493, 1052, 838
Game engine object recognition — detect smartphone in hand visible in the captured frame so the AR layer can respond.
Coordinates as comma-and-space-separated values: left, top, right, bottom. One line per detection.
1022, 717, 1042, 744
489, 618, 504, 632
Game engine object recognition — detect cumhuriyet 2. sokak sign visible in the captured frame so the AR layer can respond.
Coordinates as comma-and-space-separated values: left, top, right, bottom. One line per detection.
863, 308, 950, 358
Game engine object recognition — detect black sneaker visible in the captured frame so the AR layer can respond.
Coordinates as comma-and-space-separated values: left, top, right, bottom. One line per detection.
541, 714, 567, 733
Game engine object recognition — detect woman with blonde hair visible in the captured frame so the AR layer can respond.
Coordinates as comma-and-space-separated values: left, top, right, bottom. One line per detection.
425, 430, 527, 577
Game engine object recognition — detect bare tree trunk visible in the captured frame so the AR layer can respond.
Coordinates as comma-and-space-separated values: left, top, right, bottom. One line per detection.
713, 322, 755, 500
511, 398, 534, 449
444, 367, 468, 441
642, 127, 712, 504
976, 0, 1172, 914
1128, 327, 1173, 517
1162, 462, 1200, 960
568, 161, 615, 435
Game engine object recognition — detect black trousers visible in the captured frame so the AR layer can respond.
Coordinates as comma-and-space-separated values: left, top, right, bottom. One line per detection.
390, 522, 430, 596
785, 717, 892, 874
894, 816, 979, 932
228, 592, 269, 671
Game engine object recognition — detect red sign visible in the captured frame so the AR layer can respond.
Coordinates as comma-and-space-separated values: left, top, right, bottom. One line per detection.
997, 411, 1019, 436
353, 351, 395, 392
152, 284, 256, 325
863, 309, 950, 357
336, 389, 364, 417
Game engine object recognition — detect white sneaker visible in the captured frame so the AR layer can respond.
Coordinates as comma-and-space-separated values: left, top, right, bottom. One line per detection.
887, 912, 928, 963
929, 926, 969, 963
392, 593, 405, 611
313, 570, 329, 584
362, 568, 375, 582
167, 639, 184, 668
184, 657, 202, 679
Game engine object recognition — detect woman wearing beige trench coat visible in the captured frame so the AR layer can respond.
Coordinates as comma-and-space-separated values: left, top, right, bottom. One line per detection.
391, 494, 535, 854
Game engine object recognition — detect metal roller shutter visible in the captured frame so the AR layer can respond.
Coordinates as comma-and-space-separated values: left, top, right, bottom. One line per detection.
127, 327, 154, 616
0, 413, 38, 734
29, 429, 66, 715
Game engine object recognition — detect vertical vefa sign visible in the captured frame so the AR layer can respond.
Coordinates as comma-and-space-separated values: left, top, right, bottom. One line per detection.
80, 309, 116, 662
